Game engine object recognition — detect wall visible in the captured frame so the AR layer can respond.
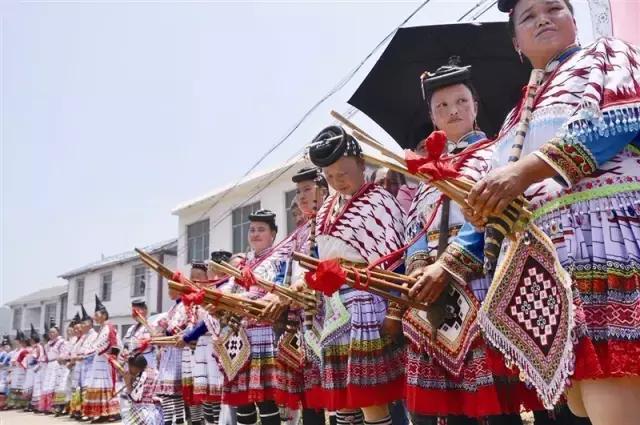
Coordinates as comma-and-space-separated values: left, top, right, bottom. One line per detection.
64, 252, 177, 335
175, 163, 302, 268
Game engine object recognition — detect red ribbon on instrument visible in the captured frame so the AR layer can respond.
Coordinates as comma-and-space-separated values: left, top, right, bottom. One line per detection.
135, 338, 151, 354
350, 267, 372, 291
182, 289, 206, 307
304, 259, 346, 296
172, 271, 184, 283
406, 131, 461, 180
236, 267, 258, 290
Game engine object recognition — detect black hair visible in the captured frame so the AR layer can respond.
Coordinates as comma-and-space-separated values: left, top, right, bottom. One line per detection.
507, 0, 574, 37
128, 353, 148, 369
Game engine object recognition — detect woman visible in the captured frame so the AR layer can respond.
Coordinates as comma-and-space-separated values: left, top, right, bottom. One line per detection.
122, 354, 162, 425
216, 210, 282, 425
403, 60, 539, 425
456, 1, 640, 423
83, 295, 120, 423
306, 126, 406, 425
156, 281, 188, 425
8, 331, 29, 410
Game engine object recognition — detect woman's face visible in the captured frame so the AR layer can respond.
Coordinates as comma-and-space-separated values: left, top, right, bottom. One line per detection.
296, 180, 327, 216
323, 156, 365, 196
429, 83, 477, 143
512, 0, 577, 67
190, 267, 207, 282
248, 222, 275, 253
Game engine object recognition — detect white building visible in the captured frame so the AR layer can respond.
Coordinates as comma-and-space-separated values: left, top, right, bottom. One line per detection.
58, 239, 177, 337
6, 285, 68, 334
172, 158, 306, 267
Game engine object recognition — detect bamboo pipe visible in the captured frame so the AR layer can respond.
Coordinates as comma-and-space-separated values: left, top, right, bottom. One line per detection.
293, 251, 417, 285
296, 259, 429, 312
213, 261, 317, 309
332, 111, 533, 221
166, 281, 266, 319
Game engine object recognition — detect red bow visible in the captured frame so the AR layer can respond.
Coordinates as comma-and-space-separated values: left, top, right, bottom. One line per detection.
405, 131, 461, 180
304, 259, 346, 297
183, 289, 205, 307
236, 268, 257, 290
172, 271, 184, 283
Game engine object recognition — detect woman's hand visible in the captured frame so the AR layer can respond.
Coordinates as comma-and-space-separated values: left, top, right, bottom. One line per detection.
467, 162, 529, 218
408, 262, 449, 305
461, 205, 487, 231
467, 154, 557, 218
261, 294, 288, 322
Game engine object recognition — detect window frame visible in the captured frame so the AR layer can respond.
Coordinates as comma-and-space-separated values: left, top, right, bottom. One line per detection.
132, 265, 147, 298
75, 277, 85, 305
100, 271, 113, 302
186, 219, 210, 263
12, 307, 22, 331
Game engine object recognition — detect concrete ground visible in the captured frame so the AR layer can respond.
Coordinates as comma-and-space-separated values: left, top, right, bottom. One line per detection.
0, 410, 122, 425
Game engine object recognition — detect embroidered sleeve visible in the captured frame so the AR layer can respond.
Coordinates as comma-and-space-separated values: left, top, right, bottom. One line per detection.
534, 39, 640, 187
535, 131, 637, 187
438, 222, 484, 285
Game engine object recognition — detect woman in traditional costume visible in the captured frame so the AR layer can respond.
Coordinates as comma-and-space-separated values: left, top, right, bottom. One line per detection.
8, 330, 29, 409
24, 324, 44, 412
39, 318, 65, 414
122, 354, 162, 425
0, 336, 12, 410
213, 210, 282, 425
305, 126, 406, 425
54, 314, 80, 416
83, 295, 120, 423
156, 281, 188, 425
402, 60, 542, 425
454, 1, 640, 423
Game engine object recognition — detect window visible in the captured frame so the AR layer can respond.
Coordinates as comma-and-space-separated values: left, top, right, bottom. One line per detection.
12, 308, 22, 331
60, 294, 68, 324
285, 189, 298, 235
121, 324, 132, 339
101, 272, 112, 302
232, 202, 261, 253
44, 303, 57, 326
132, 265, 146, 297
187, 219, 210, 262
75, 278, 85, 305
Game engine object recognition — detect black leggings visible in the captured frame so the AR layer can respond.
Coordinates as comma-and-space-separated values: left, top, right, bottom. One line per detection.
236, 401, 280, 425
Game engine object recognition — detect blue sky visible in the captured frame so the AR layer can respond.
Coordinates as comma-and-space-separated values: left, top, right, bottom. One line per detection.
0, 0, 513, 303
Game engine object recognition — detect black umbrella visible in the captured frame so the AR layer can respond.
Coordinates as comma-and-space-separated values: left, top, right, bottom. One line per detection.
349, 22, 530, 149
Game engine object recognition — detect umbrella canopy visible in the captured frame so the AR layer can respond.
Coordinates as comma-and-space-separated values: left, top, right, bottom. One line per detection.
349, 22, 530, 149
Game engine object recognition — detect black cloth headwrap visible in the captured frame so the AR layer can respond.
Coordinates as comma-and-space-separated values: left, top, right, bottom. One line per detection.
210, 250, 232, 264
95, 294, 108, 314
191, 261, 207, 272
48, 316, 58, 330
72, 312, 81, 325
420, 56, 472, 101
249, 209, 278, 231
131, 299, 147, 309
1, 335, 10, 346
308, 126, 362, 168
292, 166, 329, 189
497, 0, 517, 12
81, 304, 92, 322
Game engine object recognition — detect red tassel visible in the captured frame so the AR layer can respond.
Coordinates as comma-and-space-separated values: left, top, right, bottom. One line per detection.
304, 259, 346, 296
183, 289, 205, 307
236, 267, 257, 290
172, 271, 184, 283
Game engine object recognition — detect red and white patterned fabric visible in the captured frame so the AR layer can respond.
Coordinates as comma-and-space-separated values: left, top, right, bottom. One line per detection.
83, 322, 120, 418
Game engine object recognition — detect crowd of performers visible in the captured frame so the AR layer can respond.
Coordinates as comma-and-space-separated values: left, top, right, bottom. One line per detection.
1, 1, 639, 425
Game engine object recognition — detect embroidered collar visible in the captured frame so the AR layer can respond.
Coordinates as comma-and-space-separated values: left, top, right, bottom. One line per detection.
449, 130, 486, 153
544, 44, 581, 74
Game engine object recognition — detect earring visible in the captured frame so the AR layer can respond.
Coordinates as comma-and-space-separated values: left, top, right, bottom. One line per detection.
517, 49, 524, 63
